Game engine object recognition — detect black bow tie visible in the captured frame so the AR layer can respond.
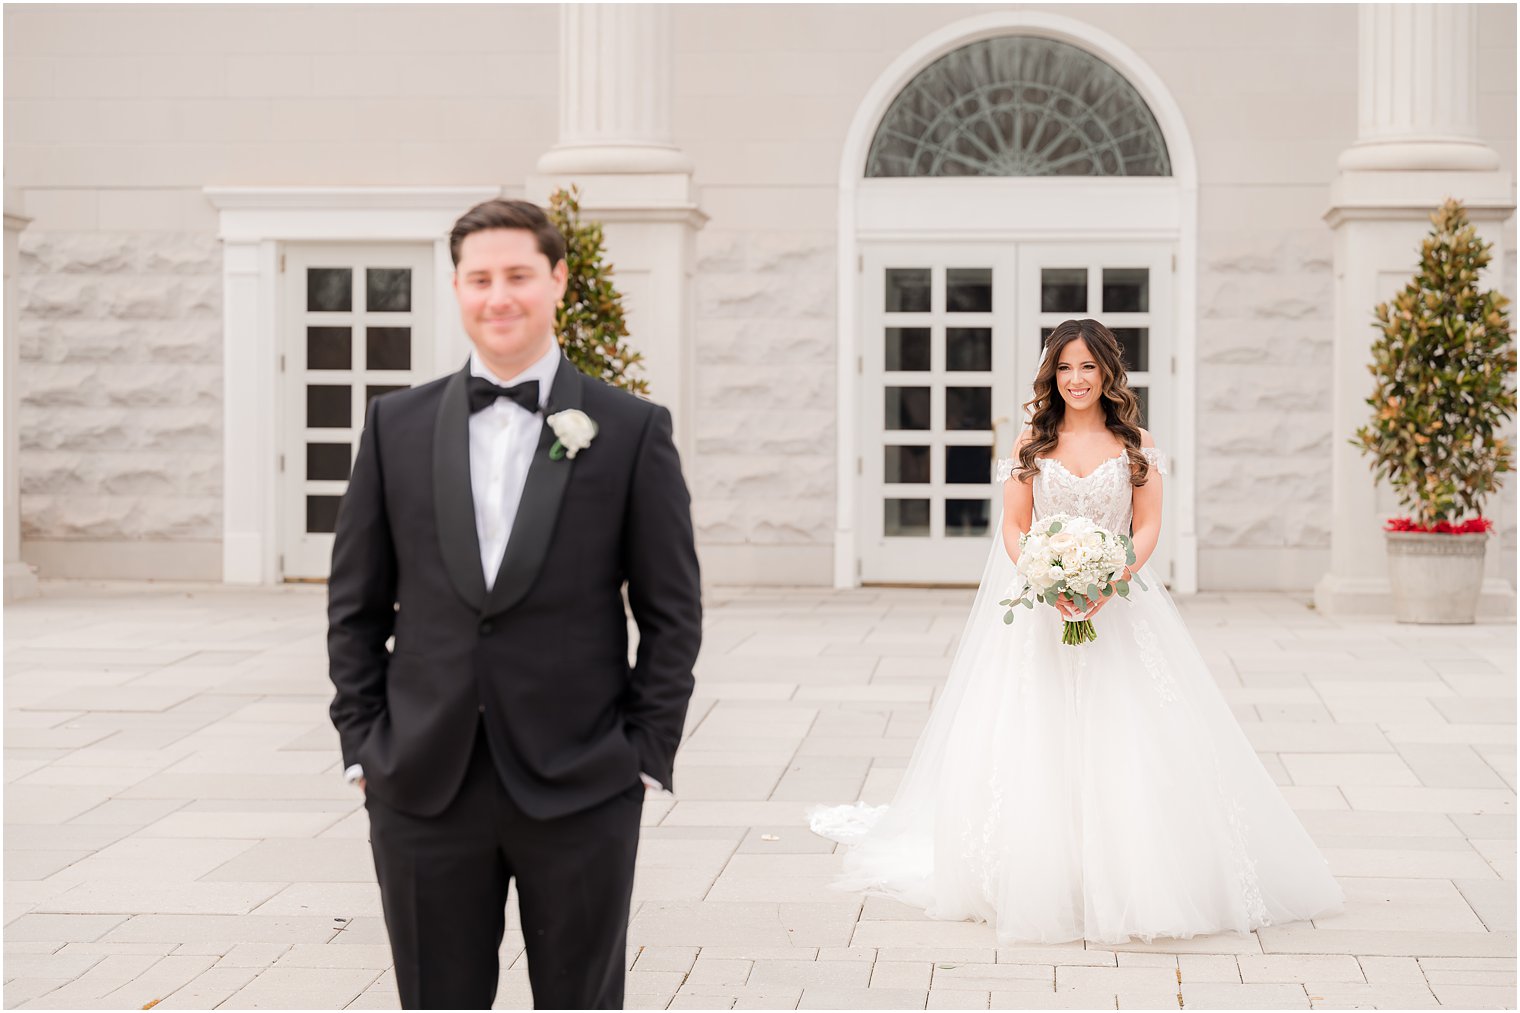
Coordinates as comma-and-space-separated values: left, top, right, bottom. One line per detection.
468, 376, 540, 415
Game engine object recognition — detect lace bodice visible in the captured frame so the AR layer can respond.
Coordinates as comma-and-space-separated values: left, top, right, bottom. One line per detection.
996, 448, 1167, 535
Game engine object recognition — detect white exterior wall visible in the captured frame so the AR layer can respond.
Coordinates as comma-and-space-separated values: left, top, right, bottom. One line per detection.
5, 3, 1515, 588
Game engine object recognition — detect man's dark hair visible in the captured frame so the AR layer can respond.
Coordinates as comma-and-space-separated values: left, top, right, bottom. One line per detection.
449, 198, 567, 269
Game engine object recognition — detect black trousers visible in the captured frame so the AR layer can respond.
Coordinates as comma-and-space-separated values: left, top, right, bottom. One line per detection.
366, 723, 643, 1010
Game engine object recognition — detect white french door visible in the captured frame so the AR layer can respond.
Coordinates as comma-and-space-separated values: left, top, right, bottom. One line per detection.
279, 244, 435, 580
859, 242, 1175, 585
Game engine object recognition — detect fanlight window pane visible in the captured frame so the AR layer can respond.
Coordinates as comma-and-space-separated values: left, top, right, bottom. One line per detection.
866, 36, 1171, 178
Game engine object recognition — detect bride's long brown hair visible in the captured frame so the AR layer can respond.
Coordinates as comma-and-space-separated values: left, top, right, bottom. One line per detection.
1016, 318, 1150, 486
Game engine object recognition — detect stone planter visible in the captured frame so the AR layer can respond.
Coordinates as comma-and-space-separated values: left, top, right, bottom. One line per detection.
1385, 530, 1489, 624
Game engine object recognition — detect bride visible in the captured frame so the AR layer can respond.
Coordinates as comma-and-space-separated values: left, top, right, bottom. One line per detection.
809, 318, 1343, 944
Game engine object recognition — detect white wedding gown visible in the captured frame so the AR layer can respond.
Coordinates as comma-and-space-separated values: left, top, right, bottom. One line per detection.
809, 448, 1343, 944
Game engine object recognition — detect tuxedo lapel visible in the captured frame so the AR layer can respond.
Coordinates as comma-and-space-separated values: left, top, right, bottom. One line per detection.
482, 355, 585, 618
432, 363, 487, 611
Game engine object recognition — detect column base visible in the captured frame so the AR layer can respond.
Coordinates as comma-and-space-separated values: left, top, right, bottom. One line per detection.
1313, 572, 1516, 620
5, 560, 38, 602
1337, 137, 1502, 173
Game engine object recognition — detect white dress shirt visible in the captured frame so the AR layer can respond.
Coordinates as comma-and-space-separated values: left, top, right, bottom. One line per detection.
468, 343, 560, 590
345, 342, 661, 791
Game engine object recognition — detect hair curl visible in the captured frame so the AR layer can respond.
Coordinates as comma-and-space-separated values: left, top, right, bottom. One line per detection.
1015, 318, 1150, 486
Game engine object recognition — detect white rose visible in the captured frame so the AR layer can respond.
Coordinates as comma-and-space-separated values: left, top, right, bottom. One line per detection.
1048, 531, 1077, 553
547, 409, 598, 459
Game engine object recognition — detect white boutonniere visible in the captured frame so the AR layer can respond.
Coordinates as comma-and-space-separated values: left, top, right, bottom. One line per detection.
547, 409, 597, 460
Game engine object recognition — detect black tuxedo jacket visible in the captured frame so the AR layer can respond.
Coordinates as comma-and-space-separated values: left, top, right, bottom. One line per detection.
327, 355, 701, 820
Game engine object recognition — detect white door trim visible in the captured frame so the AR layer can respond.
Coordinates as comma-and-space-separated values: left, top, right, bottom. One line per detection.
834, 11, 1200, 592
205, 186, 498, 585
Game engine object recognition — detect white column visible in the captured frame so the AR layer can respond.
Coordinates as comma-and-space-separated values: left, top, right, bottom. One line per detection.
528, 4, 705, 457
537, 5, 691, 176
219, 238, 279, 585
1315, 3, 1514, 617
4, 189, 38, 601
1339, 4, 1500, 172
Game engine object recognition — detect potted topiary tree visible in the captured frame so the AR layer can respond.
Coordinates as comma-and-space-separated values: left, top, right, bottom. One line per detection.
547, 186, 649, 395
1353, 198, 1516, 624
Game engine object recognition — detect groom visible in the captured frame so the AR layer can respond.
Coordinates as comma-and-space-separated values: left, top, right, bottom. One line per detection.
327, 198, 702, 1009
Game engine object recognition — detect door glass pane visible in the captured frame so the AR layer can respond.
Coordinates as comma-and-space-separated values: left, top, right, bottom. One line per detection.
945, 499, 990, 536
946, 327, 992, 371
1040, 326, 1056, 350
945, 445, 993, 484
366, 327, 412, 370
306, 443, 352, 482
1112, 327, 1149, 372
367, 268, 412, 312
1133, 386, 1149, 429
366, 384, 408, 407
946, 268, 992, 312
1102, 268, 1149, 313
307, 385, 351, 428
885, 327, 930, 372
945, 386, 991, 430
306, 495, 343, 534
884, 498, 930, 537
885, 387, 931, 430
1041, 268, 1086, 313
884, 445, 930, 484
885, 269, 931, 312
307, 327, 352, 370
307, 268, 352, 312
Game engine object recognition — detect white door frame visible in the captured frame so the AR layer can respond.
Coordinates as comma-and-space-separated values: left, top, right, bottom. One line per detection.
834, 11, 1200, 592
205, 186, 498, 585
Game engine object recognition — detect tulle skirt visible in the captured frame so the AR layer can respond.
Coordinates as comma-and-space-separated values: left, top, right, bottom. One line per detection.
808, 540, 1343, 945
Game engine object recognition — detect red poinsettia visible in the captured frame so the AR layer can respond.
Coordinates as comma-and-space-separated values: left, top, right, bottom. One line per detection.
1384, 517, 1494, 535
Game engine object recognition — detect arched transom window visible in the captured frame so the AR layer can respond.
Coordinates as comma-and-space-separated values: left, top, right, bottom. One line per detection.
866, 35, 1172, 178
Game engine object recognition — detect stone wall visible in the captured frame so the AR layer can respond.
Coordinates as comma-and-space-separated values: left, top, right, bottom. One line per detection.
690, 228, 837, 576
1195, 223, 1336, 562
16, 231, 223, 557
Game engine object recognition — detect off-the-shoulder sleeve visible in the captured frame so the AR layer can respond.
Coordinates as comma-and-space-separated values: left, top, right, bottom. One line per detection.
995, 458, 1017, 484
1141, 446, 1169, 476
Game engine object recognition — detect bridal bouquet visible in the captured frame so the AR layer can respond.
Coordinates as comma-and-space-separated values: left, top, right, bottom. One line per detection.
1000, 513, 1145, 646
